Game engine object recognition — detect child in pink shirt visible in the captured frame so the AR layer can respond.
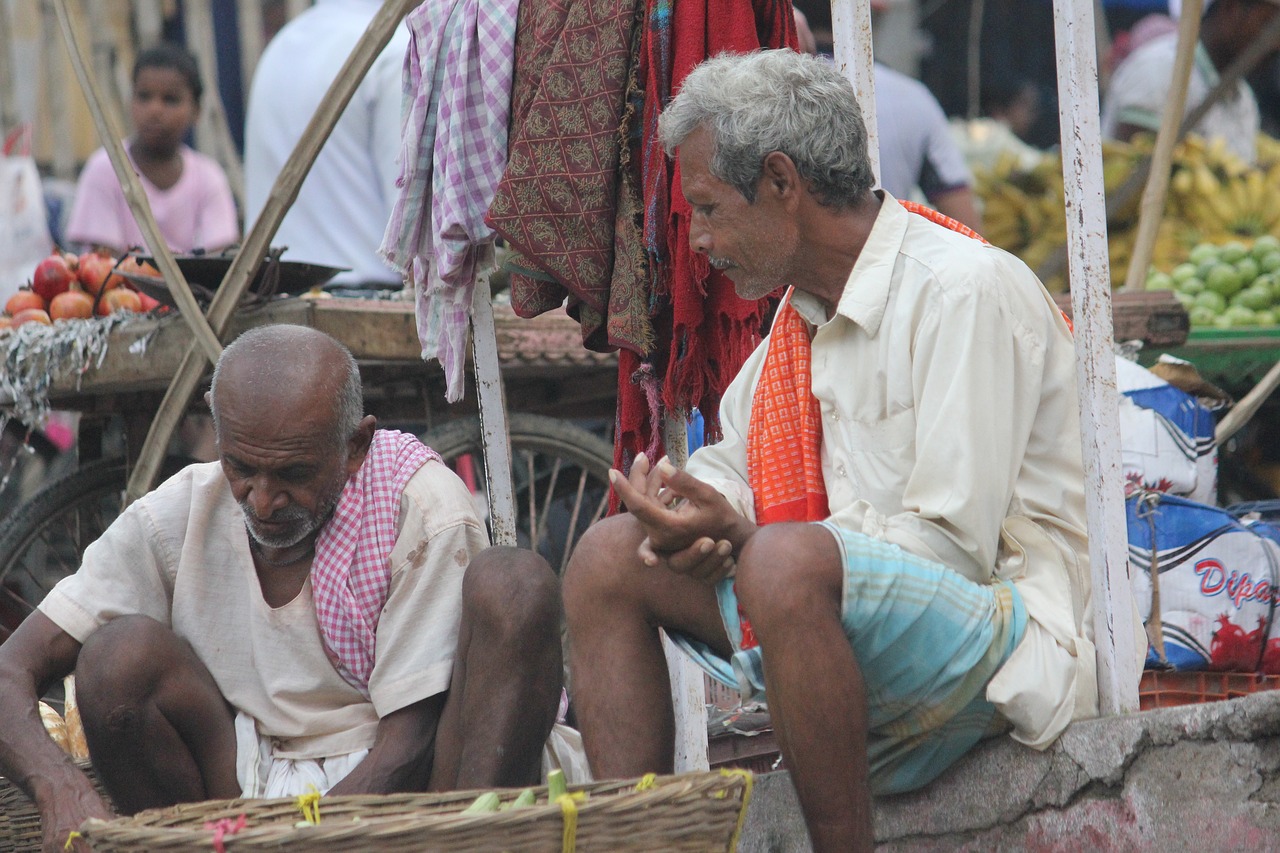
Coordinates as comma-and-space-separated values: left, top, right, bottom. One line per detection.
66, 43, 239, 255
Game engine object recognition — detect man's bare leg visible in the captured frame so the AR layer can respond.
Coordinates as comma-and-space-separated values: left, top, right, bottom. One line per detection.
736, 523, 873, 853
562, 514, 731, 776
75, 615, 239, 814
429, 547, 563, 790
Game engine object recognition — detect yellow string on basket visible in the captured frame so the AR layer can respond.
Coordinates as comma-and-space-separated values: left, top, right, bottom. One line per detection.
721, 768, 754, 852
633, 772, 658, 792
63, 831, 82, 851
557, 793, 578, 853
296, 784, 322, 825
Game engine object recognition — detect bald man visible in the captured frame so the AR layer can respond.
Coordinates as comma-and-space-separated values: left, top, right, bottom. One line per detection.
0, 325, 563, 853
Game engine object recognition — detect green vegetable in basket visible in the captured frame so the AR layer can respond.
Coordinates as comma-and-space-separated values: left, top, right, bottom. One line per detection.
547, 768, 567, 801
461, 791, 503, 814
511, 787, 537, 809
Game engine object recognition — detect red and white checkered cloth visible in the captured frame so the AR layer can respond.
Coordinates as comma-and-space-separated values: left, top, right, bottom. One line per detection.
312, 430, 440, 695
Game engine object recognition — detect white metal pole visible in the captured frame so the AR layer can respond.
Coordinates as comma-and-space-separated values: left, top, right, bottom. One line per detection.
1051, 0, 1141, 714
830, 0, 880, 186
661, 415, 709, 773
470, 268, 518, 547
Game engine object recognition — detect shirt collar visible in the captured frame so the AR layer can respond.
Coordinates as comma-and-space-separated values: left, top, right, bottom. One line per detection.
790, 190, 908, 337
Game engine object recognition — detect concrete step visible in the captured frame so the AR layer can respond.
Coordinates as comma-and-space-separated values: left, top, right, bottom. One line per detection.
736, 689, 1280, 851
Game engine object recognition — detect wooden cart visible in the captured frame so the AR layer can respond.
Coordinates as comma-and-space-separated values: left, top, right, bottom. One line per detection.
0, 298, 618, 635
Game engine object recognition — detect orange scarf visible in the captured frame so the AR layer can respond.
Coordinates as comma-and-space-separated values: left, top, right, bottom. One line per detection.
739, 201, 984, 649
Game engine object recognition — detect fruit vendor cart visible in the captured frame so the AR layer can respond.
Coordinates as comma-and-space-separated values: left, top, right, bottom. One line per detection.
0, 294, 619, 640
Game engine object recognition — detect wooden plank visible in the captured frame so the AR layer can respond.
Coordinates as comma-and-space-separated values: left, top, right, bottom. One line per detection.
1052, 0, 1141, 715
237, 0, 265, 101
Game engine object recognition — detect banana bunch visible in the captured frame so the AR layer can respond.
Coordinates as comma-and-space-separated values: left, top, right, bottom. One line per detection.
975, 131, 1280, 290
1167, 136, 1280, 242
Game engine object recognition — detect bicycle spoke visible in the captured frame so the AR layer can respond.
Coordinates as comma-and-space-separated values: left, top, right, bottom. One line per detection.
536, 456, 564, 547
558, 468, 592, 575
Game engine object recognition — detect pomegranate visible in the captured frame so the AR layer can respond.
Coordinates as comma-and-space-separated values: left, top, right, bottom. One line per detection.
77, 252, 119, 296
31, 252, 74, 302
105, 255, 160, 290
98, 288, 142, 316
136, 291, 163, 313
5, 289, 46, 316
11, 308, 52, 327
49, 289, 95, 321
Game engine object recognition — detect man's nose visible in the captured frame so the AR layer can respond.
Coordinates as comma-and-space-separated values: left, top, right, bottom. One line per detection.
688, 218, 711, 255
246, 479, 285, 519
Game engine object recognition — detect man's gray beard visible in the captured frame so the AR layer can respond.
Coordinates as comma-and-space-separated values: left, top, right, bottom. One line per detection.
240, 480, 345, 550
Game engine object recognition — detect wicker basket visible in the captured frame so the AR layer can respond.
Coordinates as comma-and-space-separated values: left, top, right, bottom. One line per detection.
0, 759, 107, 853
73, 770, 752, 853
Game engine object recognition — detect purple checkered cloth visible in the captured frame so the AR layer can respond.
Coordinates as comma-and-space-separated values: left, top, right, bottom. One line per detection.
311, 430, 441, 695
379, 0, 517, 403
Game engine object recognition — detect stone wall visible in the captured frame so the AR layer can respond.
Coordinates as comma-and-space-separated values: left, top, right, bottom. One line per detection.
738, 691, 1280, 851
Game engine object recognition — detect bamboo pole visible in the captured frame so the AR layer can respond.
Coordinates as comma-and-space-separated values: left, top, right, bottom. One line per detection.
52, 0, 224, 366
1052, 0, 1141, 715
131, 0, 164, 48
41, 0, 76, 182
1121, 0, 1202, 293
182, 0, 246, 209
125, 0, 417, 500
1216, 365, 1280, 443
85, 1, 123, 122
830, 0, 880, 185
0, 2, 18, 136
237, 0, 266, 101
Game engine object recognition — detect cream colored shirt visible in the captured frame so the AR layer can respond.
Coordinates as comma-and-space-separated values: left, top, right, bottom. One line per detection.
40, 459, 488, 759
687, 193, 1126, 747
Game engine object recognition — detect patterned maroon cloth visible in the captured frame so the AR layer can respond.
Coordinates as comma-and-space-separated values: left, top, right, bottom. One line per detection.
487, 0, 641, 338
311, 430, 440, 695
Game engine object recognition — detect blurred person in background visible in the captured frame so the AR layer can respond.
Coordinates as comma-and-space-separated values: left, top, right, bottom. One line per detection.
1102, 0, 1280, 163
794, 7, 983, 231
243, 0, 408, 292
65, 43, 239, 256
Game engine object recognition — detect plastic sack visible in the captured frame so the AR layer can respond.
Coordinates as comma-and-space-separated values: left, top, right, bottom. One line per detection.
1116, 355, 1217, 504
1128, 491, 1280, 673
0, 126, 53, 305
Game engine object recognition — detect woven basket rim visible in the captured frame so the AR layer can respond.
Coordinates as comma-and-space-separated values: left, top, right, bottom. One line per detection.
79, 770, 754, 851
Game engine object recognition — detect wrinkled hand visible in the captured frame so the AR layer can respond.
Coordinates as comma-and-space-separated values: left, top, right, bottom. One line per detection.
610, 453, 756, 583
41, 786, 113, 853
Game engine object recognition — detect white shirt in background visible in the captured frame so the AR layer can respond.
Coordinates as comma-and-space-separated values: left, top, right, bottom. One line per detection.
243, 0, 410, 285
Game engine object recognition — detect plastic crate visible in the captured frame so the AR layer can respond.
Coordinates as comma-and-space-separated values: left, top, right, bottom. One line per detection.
1138, 670, 1280, 710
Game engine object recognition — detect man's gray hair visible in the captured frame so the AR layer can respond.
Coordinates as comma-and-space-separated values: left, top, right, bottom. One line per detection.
658, 49, 875, 208
209, 325, 363, 448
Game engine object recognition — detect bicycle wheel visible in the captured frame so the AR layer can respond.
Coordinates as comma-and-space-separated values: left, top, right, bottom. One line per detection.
0, 457, 192, 629
420, 414, 614, 574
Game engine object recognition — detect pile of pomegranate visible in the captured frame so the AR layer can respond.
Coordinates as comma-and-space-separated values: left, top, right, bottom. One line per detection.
1, 249, 163, 331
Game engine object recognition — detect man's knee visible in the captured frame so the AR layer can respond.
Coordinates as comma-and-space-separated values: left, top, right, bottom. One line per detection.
736, 523, 842, 628
464, 546, 561, 641
562, 514, 643, 618
77, 616, 183, 733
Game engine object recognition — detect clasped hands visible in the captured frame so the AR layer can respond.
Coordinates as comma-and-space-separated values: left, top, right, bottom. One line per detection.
609, 452, 756, 583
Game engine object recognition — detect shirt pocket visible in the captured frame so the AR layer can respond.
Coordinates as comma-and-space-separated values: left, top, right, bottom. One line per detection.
846, 406, 916, 454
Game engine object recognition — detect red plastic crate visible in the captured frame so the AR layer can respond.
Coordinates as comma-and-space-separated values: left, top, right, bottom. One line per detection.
1139, 670, 1280, 710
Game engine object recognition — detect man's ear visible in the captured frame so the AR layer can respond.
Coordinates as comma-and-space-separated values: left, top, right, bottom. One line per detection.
345, 414, 378, 473
760, 151, 802, 206
204, 390, 212, 409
